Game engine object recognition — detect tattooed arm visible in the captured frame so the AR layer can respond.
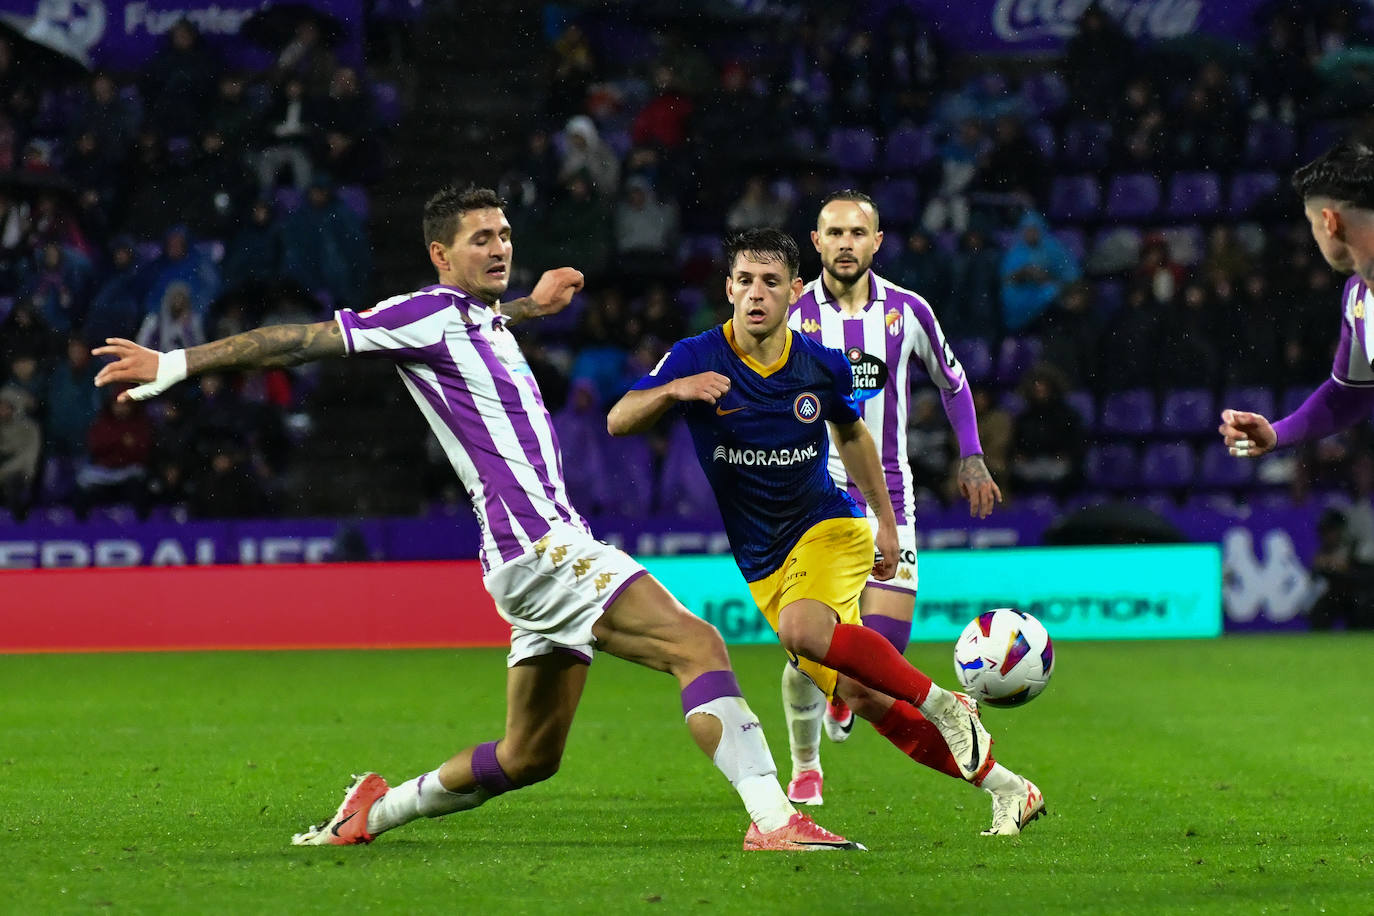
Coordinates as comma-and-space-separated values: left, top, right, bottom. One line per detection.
93, 321, 345, 402
496, 267, 585, 325
956, 454, 1002, 519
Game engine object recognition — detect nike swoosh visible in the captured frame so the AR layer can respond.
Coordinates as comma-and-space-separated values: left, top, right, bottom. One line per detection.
966, 718, 981, 775
331, 811, 358, 836
715, 405, 746, 415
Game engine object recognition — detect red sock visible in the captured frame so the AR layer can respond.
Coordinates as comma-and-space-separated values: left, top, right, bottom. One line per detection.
874, 701, 967, 781
821, 623, 933, 706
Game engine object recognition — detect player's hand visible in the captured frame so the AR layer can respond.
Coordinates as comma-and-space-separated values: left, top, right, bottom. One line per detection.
957, 455, 1002, 518
1219, 409, 1277, 459
529, 267, 585, 316
93, 338, 183, 402
872, 523, 899, 581
668, 371, 731, 405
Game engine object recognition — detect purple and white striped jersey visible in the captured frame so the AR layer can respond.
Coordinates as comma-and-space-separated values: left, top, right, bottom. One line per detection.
336, 284, 586, 572
1332, 274, 1374, 386
789, 272, 966, 525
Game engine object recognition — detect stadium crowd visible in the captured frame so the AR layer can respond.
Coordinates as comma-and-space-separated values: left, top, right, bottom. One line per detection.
4, 0, 1374, 527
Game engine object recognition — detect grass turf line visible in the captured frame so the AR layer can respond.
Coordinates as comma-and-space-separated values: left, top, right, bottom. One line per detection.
2, 635, 1372, 914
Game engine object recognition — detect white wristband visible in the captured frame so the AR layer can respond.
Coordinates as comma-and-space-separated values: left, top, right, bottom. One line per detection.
126, 349, 188, 401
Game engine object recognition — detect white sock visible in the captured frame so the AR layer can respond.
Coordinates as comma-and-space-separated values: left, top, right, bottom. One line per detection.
916, 683, 954, 720
686, 695, 796, 832
366, 768, 492, 835
781, 663, 824, 777
978, 763, 1022, 795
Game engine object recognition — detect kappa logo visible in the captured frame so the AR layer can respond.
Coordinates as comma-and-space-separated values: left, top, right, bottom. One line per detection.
533, 536, 551, 559
572, 558, 592, 580
1357, 300, 1366, 320
885, 307, 902, 337
799, 318, 820, 334
898, 568, 914, 580
793, 392, 820, 423
594, 572, 615, 595
549, 544, 568, 566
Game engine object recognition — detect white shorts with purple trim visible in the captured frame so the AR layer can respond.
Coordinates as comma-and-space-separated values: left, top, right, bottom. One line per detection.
867, 517, 918, 595
484, 522, 647, 668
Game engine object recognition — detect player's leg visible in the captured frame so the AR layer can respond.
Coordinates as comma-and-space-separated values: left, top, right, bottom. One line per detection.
593, 572, 861, 850
780, 662, 826, 803
293, 650, 588, 846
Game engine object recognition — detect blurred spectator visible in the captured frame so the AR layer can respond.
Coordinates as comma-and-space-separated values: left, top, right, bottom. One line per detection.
1200, 226, 1252, 287
874, 7, 943, 126
1284, 266, 1341, 384
1, 300, 56, 364
1112, 77, 1166, 170
142, 225, 222, 319
0, 388, 39, 519
921, 119, 988, 234
1039, 281, 1100, 390
830, 30, 878, 127
1, 354, 44, 418
954, 387, 1012, 497
83, 236, 147, 348
568, 290, 628, 405
44, 338, 101, 470
120, 130, 182, 240
223, 198, 286, 294
319, 128, 383, 187
1309, 504, 1374, 630
614, 176, 679, 279
905, 391, 954, 503
258, 77, 319, 192
999, 211, 1080, 334
1010, 363, 1084, 498
546, 23, 596, 121
142, 20, 222, 139
638, 283, 686, 344
75, 72, 138, 160
536, 173, 612, 282
1250, 11, 1310, 122
1098, 284, 1160, 392
75, 395, 153, 516
944, 229, 1002, 342
1135, 234, 1185, 306
136, 281, 207, 352
182, 129, 258, 238
1063, 3, 1135, 118
189, 442, 271, 518
887, 229, 950, 304
690, 62, 772, 175
632, 64, 693, 152
279, 179, 370, 309
64, 130, 123, 217
1157, 281, 1224, 391
19, 241, 94, 336
273, 17, 339, 96
726, 175, 789, 231
557, 115, 620, 198
975, 115, 1047, 206
210, 73, 260, 150
1226, 274, 1284, 386
0, 191, 31, 282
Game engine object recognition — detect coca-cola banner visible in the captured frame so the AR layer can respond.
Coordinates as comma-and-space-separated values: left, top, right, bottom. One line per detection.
899, 0, 1262, 52
0, 0, 363, 73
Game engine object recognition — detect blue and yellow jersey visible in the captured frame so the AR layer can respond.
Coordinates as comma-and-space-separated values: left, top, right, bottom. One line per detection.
632, 320, 863, 581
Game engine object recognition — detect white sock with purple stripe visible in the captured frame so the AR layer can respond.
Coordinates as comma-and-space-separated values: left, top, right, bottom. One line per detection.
682, 670, 795, 833
366, 767, 494, 835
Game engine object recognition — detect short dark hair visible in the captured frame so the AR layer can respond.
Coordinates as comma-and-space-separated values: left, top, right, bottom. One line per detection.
1292, 139, 1374, 209
817, 189, 880, 230
422, 185, 505, 247
723, 228, 800, 279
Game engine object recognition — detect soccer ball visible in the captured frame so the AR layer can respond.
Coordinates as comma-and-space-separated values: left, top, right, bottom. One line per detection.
953, 608, 1055, 708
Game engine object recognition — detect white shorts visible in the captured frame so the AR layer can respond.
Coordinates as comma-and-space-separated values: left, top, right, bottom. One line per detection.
483, 523, 647, 668
869, 517, 918, 595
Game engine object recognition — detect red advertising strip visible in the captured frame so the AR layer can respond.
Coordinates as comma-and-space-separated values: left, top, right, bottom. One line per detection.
1, 561, 510, 654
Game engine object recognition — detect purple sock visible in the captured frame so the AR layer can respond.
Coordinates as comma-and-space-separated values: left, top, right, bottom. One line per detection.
471, 740, 515, 795
680, 670, 742, 715
863, 613, 912, 655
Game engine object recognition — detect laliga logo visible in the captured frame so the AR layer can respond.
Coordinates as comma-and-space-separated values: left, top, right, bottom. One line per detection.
15, 0, 107, 62
992, 0, 1201, 42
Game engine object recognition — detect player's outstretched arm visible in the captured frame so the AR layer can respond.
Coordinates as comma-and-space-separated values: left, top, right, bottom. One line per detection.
607, 371, 730, 436
829, 418, 898, 581
1218, 409, 1277, 459
94, 321, 345, 402
498, 267, 584, 324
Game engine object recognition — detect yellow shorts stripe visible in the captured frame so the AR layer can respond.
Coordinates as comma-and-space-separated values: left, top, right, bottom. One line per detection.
747, 516, 873, 699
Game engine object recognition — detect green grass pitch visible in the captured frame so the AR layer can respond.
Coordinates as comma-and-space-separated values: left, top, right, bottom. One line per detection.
3, 635, 1372, 914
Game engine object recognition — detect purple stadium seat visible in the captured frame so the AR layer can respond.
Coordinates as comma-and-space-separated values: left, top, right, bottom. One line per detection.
1244, 121, 1296, 167
996, 336, 1043, 386
337, 185, 370, 220
1047, 174, 1101, 223
1139, 442, 1197, 488
872, 178, 920, 225
1026, 121, 1057, 159
1103, 173, 1161, 221
1099, 388, 1155, 436
1164, 172, 1222, 220
1065, 390, 1095, 426
1228, 171, 1281, 216
1053, 227, 1086, 263
829, 127, 878, 172
1220, 386, 1275, 420
1158, 388, 1216, 436
601, 435, 654, 517
1022, 72, 1069, 115
657, 421, 718, 519
1060, 120, 1112, 168
1198, 444, 1255, 486
884, 125, 936, 172
953, 337, 994, 384
1085, 444, 1140, 489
